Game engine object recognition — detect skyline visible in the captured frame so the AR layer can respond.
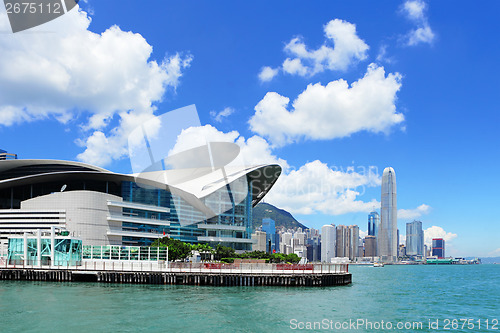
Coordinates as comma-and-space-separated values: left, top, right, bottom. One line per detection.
0, 1, 499, 257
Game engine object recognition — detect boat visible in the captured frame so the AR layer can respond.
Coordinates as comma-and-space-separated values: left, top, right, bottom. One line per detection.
373, 263, 385, 267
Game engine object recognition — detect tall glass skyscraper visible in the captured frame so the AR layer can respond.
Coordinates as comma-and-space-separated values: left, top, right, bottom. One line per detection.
368, 211, 379, 237
379, 167, 397, 262
406, 220, 424, 257
432, 238, 445, 258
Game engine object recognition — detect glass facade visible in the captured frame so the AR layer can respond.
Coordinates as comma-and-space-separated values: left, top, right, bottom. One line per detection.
120, 177, 253, 250
82, 245, 167, 261
432, 238, 445, 258
368, 211, 379, 237
7, 237, 82, 266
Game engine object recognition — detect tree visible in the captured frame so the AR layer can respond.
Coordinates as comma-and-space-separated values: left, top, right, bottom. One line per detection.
269, 253, 286, 263
214, 244, 235, 260
151, 237, 192, 261
285, 253, 301, 264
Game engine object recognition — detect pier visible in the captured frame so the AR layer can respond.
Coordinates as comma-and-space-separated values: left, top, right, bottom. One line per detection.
0, 262, 351, 287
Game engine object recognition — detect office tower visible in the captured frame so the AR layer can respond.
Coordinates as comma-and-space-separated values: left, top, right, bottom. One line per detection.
0, 149, 17, 160
364, 235, 377, 258
432, 238, 445, 258
347, 225, 359, 260
379, 167, 397, 262
368, 211, 379, 236
261, 218, 275, 234
406, 220, 424, 256
280, 232, 293, 254
262, 218, 279, 253
321, 224, 336, 262
336, 225, 348, 257
398, 244, 406, 258
252, 231, 267, 252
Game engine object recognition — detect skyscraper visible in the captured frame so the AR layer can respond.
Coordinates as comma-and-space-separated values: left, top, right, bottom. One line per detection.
368, 211, 379, 236
347, 225, 359, 260
406, 220, 424, 257
336, 225, 348, 258
432, 238, 445, 258
321, 224, 336, 263
364, 235, 377, 258
379, 167, 397, 262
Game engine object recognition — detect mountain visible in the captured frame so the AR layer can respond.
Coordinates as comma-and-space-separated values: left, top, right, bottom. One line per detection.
478, 257, 500, 264
252, 202, 308, 231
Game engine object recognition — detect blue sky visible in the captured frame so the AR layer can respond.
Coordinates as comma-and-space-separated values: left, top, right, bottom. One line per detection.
0, 1, 499, 257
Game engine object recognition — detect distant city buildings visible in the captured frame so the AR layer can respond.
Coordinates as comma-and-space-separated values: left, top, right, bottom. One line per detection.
406, 221, 424, 257
379, 167, 398, 263
432, 238, 445, 258
321, 224, 336, 263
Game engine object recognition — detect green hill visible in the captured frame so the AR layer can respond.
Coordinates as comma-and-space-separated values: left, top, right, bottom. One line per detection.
252, 202, 308, 231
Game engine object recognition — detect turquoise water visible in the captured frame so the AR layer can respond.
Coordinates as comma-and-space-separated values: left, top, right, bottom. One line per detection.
0, 265, 498, 332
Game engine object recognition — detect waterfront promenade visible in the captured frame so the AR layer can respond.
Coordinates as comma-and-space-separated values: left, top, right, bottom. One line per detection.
0, 261, 351, 287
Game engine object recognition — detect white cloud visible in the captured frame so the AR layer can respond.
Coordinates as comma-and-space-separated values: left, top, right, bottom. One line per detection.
260, 19, 368, 81
282, 58, 309, 76
250, 64, 403, 146
359, 229, 368, 239
407, 26, 435, 46
258, 66, 279, 82
489, 248, 500, 256
376, 44, 394, 64
401, 0, 435, 46
424, 226, 457, 247
265, 160, 380, 215
210, 107, 235, 123
398, 204, 431, 219
403, 0, 426, 21
0, 7, 192, 166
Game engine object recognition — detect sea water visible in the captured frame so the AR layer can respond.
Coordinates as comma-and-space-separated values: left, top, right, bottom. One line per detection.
0, 264, 498, 332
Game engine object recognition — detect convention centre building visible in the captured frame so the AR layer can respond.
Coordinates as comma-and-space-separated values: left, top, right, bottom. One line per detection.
0, 157, 281, 252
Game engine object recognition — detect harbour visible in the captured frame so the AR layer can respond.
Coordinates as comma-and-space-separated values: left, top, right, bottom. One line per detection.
0, 262, 351, 287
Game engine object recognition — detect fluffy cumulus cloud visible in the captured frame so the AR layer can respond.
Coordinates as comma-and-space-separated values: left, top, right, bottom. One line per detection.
210, 107, 235, 123
258, 19, 368, 81
250, 64, 403, 146
398, 204, 431, 219
258, 66, 279, 82
265, 160, 380, 215
0, 7, 192, 166
424, 226, 457, 247
401, 0, 435, 46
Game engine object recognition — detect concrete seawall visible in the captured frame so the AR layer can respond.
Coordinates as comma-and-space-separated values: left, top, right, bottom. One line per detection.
0, 268, 351, 287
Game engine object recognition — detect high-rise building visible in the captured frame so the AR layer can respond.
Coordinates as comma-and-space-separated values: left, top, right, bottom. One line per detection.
379, 167, 398, 263
406, 220, 424, 257
280, 232, 293, 254
321, 224, 336, 262
252, 231, 267, 252
262, 218, 279, 253
364, 235, 377, 258
368, 211, 379, 237
432, 238, 445, 258
347, 225, 359, 260
336, 225, 348, 258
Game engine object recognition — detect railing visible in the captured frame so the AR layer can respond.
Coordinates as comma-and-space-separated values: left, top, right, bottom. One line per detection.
0, 256, 349, 275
